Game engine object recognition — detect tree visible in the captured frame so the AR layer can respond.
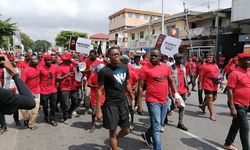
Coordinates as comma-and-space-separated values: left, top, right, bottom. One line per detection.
20, 32, 34, 51
55, 30, 88, 50
33, 40, 51, 52
0, 17, 17, 49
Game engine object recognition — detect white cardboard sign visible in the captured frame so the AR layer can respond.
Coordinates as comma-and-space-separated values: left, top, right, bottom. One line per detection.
75, 38, 91, 54
160, 36, 182, 57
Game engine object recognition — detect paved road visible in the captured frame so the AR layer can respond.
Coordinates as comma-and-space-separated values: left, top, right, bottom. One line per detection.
0, 90, 249, 150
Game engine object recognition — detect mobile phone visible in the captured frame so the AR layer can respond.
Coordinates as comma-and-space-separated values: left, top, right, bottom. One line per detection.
0, 56, 5, 68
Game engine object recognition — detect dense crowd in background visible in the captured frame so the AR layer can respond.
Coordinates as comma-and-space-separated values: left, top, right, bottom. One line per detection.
0, 47, 249, 150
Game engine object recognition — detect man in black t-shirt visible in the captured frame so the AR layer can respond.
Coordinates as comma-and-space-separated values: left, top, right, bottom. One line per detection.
96, 46, 133, 150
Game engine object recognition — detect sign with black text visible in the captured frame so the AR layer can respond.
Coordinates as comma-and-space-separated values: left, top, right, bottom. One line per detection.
69, 36, 91, 54
155, 34, 182, 57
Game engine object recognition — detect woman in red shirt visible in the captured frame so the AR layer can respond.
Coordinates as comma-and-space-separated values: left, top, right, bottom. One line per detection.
199, 55, 220, 121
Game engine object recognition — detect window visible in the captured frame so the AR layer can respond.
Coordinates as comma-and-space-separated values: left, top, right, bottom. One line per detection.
132, 33, 135, 40
140, 31, 144, 39
135, 14, 140, 19
144, 15, 149, 20
154, 17, 158, 20
191, 23, 197, 28
128, 13, 134, 18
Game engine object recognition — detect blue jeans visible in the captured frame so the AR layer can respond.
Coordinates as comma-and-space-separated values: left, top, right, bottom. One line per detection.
146, 102, 167, 150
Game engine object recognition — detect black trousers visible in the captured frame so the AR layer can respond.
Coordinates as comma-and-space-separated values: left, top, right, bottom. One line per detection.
198, 81, 203, 105
41, 93, 57, 121
0, 112, 6, 129
61, 90, 78, 120
188, 75, 196, 89
13, 110, 19, 121
0, 110, 19, 129
225, 105, 249, 150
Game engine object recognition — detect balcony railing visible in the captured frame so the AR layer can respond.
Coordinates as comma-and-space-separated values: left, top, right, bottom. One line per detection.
189, 26, 216, 38
180, 26, 217, 39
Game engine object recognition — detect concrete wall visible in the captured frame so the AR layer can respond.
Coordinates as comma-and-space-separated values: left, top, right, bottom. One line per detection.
231, 0, 250, 22
127, 20, 186, 49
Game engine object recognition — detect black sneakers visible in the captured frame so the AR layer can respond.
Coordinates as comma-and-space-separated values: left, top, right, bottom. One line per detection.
141, 133, 153, 148
15, 120, 21, 127
50, 120, 58, 126
23, 120, 29, 128
177, 124, 188, 131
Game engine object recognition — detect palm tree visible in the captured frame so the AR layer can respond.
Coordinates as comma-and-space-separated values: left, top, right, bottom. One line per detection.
0, 17, 17, 48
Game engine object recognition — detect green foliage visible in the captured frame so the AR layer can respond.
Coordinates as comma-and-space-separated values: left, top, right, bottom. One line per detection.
33, 40, 51, 52
0, 17, 17, 49
20, 32, 34, 51
0, 36, 10, 49
91, 41, 98, 48
55, 30, 88, 50
0, 18, 17, 36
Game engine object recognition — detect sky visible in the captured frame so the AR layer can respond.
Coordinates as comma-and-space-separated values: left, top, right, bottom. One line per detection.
0, 0, 232, 43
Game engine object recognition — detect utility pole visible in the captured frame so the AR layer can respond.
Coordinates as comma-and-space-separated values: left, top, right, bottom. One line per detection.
215, 0, 221, 57
161, 0, 164, 34
183, 2, 193, 58
148, 14, 153, 51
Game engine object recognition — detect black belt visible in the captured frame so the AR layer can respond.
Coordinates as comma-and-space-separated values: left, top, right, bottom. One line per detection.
234, 104, 249, 109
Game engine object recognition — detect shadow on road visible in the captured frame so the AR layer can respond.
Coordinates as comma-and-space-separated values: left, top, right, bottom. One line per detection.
71, 121, 92, 130
216, 112, 230, 117
204, 138, 224, 149
184, 110, 208, 119
130, 122, 149, 136
181, 137, 218, 150
137, 117, 150, 125
68, 136, 149, 150
68, 143, 107, 150
118, 136, 150, 150
185, 103, 199, 107
214, 104, 229, 109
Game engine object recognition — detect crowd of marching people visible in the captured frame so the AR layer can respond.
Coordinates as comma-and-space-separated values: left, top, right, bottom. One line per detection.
0, 46, 249, 150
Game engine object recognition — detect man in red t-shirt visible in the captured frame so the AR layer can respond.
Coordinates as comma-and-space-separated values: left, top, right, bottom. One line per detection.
172, 53, 190, 131
185, 58, 197, 91
57, 53, 78, 124
83, 50, 97, 114
121, 55, 139, 130
87, 63, 105, 133
224, 53, 250, 150
21, 54, 40, 130
17, 52, 30, 71
137, 48, 181, 149
39, 54, 58, 126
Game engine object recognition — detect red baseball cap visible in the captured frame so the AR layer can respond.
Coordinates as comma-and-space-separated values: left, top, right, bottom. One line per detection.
62, 53, 72, 60
237, 53, 250, 59
24, 52, 30, 57
43, 54, 52, 60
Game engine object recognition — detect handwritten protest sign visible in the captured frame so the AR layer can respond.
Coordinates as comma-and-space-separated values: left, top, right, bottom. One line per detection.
155, 34, 182, 57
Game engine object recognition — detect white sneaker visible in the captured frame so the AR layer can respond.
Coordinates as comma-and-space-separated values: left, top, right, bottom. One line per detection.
72, 111, 80, 118
160, 127, 164, 132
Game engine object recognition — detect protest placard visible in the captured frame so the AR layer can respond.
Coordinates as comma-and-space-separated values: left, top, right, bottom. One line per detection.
155, 34, 182, 57
70, 36, 91, 54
